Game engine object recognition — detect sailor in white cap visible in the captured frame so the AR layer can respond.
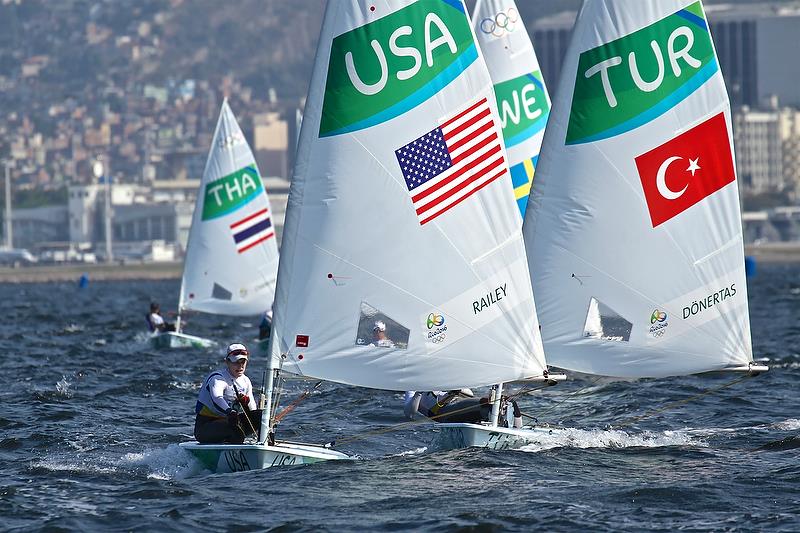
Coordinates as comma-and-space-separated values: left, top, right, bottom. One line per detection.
369, 320, 395, 348
194, 342, 262, 444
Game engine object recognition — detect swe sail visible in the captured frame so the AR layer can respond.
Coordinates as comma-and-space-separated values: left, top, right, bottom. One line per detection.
472, 0, 551, 217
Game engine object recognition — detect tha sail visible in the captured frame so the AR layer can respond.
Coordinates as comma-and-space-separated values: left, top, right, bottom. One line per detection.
270, 0, 547, 391
472, 0, 551, 217
180, 100, 279, 317
524, 0, 756, 378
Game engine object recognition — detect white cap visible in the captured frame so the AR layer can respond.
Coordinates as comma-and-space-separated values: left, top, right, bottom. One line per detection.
226, 342, 249, 362
373, 320, 386, 332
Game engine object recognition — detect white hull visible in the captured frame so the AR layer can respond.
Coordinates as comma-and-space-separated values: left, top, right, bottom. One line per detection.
179, 440, 351, 473
434, 423, 562, 451
151, 331, 216, 349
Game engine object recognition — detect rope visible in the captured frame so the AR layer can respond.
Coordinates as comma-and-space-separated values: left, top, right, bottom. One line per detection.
330, 399, 494, 447
611, 374, 750, 429
273, 381, 322, 423
281, 374, 754, 448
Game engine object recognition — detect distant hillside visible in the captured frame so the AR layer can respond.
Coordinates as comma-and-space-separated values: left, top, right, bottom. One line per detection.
0, 0, 795, 112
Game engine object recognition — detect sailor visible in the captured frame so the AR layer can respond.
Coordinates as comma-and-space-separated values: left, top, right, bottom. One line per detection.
194, 343, 262, 444
403, 389, 491, 423
146, 302, 175, 333
369, 320, 395, 348
258, 308, 273, 340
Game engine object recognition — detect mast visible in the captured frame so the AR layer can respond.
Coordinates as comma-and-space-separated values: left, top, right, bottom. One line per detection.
3, 160, 11, 248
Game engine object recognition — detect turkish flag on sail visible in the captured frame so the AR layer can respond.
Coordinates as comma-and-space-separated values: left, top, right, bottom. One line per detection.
635, 112, 735, 228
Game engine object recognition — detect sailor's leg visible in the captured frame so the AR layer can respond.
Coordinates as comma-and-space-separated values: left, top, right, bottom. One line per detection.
434, 399, 491, 423
194, 415, 237, 444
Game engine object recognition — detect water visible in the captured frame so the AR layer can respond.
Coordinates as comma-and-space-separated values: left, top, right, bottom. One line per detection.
1, 264, 798, 531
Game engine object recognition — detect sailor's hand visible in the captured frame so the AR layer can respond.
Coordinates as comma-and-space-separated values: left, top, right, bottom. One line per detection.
226, 409, 239, 428
239, 394, 250, 406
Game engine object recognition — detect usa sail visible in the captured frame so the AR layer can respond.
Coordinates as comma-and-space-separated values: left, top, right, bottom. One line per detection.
523, 0, 762, 378
472, 0, 551, 217
270, 0, 547, 391
179, 99, 279, 318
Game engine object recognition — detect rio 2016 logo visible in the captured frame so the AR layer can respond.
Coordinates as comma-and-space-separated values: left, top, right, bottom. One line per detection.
427, 313, 445, 329
479, 7, 518, 38
650, 309, 667, 324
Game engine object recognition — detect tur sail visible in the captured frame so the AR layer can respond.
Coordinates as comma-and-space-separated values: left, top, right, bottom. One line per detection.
179, 100, 279, 317
270, 0, 547, 391
472, 0, 551, 217
524, 0, 756, 378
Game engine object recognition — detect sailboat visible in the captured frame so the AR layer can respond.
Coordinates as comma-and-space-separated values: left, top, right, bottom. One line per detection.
180, 0, 556, 473
519, 0, 767, 404
152, 100, 280, 349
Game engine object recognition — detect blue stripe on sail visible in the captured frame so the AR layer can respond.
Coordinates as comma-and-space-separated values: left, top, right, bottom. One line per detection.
440, 0, 465, 13
676, 8, 708, 31
234, 218, 272, 244
504, 111, 549, 148
567, 58, 719, 145
322, 44, 479, 137
528, 73, 545, 92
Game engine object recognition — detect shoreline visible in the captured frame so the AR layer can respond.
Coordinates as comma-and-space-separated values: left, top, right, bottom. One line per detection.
1, 243, 799, 283
0, 261, 183, 283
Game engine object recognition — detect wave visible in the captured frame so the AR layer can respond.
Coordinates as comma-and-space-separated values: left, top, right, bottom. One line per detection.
516, 426, 700, 453
119, 444, 209, 480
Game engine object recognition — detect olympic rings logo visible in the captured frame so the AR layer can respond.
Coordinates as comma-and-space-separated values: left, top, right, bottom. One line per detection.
479, 8, 519, 38
651, 329, 665, 338
218, 132, 244, 148
431, 334, 446, 344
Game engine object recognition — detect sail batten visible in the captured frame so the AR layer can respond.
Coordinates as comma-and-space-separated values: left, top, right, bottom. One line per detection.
270, 0, 547, 391
524, 0, 754, 378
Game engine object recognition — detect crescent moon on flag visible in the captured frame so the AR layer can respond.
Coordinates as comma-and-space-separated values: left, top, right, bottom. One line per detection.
656, 156, 688, 200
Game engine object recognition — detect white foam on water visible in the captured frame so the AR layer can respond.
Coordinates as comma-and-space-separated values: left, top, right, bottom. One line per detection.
679, 417, 800, 436
120, 444, 209, 480
63, 323, 84, 333
32, 457, 119, 475
516, 427, 701, 453
55, 376, 74, 398
169, 380, 197, 391
392, 446, 428, 457
773, 418, 800, 430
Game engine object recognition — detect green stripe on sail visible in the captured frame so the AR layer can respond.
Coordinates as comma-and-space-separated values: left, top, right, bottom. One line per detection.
494, 71, 550, 148
320, 0, 476, 137
566, 1, 715, 144
201, 166, 264, 221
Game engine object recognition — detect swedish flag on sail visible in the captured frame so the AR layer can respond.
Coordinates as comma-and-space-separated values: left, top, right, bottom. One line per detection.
509, 156, 537, 216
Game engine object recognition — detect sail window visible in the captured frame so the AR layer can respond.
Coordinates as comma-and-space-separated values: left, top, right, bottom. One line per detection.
212, 283, 233, 301
355, 302, 409, 349
582, 297, 632, 342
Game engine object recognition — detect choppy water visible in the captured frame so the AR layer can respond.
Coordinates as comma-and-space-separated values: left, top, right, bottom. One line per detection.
1, 264, 798, 531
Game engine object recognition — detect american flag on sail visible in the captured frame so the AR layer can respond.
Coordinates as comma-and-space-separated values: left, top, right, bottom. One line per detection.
395, 97, 508, 225
229, 208, 274, 253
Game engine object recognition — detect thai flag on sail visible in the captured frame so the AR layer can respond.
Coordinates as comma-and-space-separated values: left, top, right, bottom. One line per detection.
229, 208, 274, 253
395, 97, 508, 225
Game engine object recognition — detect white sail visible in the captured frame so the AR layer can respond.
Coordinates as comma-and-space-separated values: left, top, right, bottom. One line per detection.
270, 0, 547, 391
472, 0, 551, 217
524, 0, 753, 378
180, 100, 279, 316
